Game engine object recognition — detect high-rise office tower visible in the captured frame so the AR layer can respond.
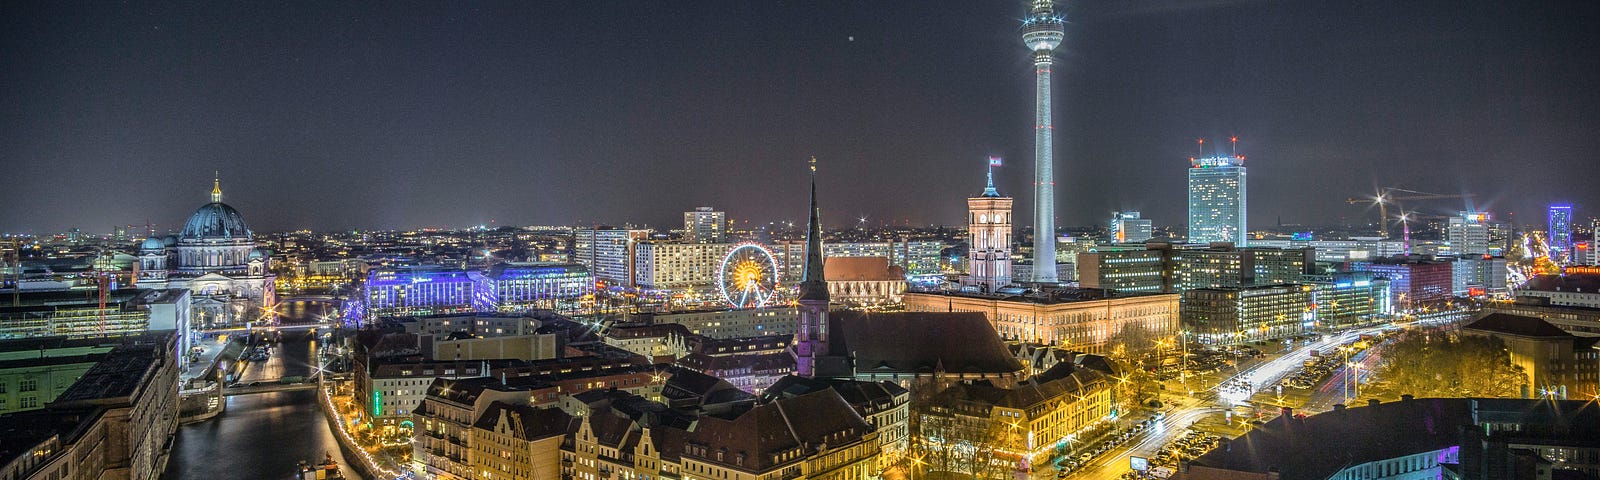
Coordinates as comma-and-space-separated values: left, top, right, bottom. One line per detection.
574, 227, 648, 286
1446, 211, 1492, 256
967, 158, 1013, 292
1549, 204, 1573, 264
1187, 149, 1247, 246
1022, 0, 1064, 283
682, 207, 726, 244
1110, 211, 1153, 243
1585, 219, 1600, 265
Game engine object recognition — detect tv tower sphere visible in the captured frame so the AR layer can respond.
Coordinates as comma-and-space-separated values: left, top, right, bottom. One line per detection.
1021, 4, 1064, 52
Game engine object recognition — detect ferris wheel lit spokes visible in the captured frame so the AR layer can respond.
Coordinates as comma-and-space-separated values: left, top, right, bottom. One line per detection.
718, 243, 781, 309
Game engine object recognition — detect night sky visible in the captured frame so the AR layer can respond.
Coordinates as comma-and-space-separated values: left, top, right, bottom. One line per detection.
3, 1, 1598, 235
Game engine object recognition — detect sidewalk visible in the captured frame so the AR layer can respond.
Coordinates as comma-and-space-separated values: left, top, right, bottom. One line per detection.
180, 335, 235, 384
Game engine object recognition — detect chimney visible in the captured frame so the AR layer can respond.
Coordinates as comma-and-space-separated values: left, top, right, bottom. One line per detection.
1281, 406, 1293, 417
1401, 394, 1414, 402
1333, 403, 1346, 411
1368, 399, 1381, 407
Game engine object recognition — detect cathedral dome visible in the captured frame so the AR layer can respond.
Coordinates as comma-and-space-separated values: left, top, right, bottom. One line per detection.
247, 248, 267, 260
180, 202, 253, 240
141, 237, 165, 251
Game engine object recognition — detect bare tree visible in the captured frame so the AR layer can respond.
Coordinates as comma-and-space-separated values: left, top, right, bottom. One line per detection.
1373, 331, 1526, 399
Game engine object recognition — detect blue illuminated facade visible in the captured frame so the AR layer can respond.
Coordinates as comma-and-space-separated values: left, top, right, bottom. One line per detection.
479, 262, 593, 312
364, 266, 486, 318
361, 263, 594, 320
1549, 204, 1573, 264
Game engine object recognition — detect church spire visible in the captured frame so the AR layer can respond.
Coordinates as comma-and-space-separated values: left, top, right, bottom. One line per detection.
798, 157, 828, 302
211, 171, 223, 203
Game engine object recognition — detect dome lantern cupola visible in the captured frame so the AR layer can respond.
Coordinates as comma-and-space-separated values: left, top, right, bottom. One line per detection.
211, 171, 223, 203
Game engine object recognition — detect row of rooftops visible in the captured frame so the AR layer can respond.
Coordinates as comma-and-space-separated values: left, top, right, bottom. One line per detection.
417, 367, 910, 474
575, 376, 892, 472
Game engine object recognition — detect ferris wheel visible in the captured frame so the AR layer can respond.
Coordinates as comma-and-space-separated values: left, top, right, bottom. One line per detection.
718, 243, 781, 309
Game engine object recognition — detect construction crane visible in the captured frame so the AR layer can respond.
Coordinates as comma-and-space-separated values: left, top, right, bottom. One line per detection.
1346, 187, 1476, 238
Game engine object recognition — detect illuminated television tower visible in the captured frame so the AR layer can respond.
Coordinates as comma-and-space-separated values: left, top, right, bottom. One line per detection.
1022, 0, 1065, 283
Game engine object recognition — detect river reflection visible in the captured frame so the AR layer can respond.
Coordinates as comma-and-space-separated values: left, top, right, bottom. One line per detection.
164, 301, 358, 479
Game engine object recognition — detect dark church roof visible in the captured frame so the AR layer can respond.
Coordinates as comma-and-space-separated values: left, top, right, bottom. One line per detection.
829, 311, 1022, 375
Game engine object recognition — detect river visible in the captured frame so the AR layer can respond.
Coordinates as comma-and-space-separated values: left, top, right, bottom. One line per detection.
163, 301, 358, 479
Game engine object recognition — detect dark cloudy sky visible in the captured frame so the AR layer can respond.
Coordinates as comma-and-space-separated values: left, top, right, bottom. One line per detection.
3, 1, 1598, 235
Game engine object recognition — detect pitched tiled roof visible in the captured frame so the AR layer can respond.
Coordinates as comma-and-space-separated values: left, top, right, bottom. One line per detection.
1188, 399, 1472, 479
605, 323, 691, 340
585, 410, 641, 450
1522, 273, 1600, 293
830, 311, 1022, 375
824, 257, 897, 282
675, 352, 794, 374
424, 377, 521, 406
935, 368, 1107, 410
660, 365, 757, 410
472, 402, 574, 441
760, 376, 909, 417
1463, 313, 1573, 338
682, 388, 871, 472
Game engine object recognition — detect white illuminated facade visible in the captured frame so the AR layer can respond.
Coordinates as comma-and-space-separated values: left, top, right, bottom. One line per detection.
137, 179, 275, 328
682, 207, 726, 244
631, 242, 733, 290
574, 227, 647, 286
775, 240, 943, 281
1446, 211, 1491, 256
1110, 211, 1153, 243
1187, 155, 1247, 246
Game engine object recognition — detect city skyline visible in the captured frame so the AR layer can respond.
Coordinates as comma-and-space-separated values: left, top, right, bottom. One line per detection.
3, 1, 1599, 234
4, 3, 1600, 479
